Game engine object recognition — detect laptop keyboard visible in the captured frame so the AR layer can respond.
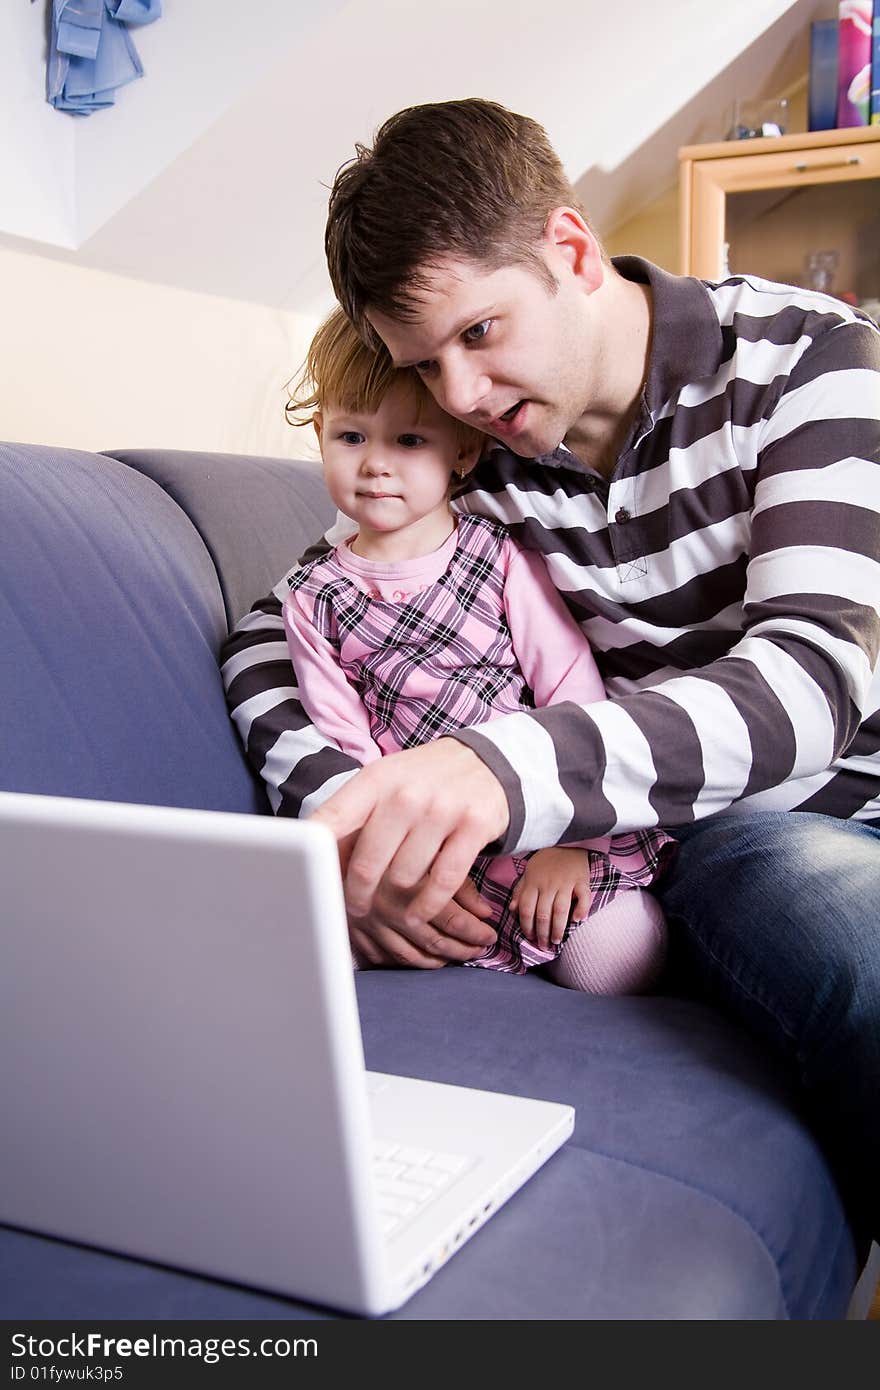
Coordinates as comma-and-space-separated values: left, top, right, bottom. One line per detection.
372, 1139, 473, 1236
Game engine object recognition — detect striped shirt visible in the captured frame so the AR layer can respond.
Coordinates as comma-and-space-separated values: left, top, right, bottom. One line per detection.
220, 257, 880, 853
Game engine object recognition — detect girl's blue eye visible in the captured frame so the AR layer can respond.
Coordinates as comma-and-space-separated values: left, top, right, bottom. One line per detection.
463, 320, 491, 344
398, 434, 425, 448
340, 431, 364, 445
415, 360, 436, 375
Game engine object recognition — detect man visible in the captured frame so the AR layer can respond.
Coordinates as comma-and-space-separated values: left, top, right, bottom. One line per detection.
222, 100, 880, 1243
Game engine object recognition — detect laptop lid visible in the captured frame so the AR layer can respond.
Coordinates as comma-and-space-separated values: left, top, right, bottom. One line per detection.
0, 791, 573, 1315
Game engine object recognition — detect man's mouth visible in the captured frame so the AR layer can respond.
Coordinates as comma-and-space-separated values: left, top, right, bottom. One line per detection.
488, 400, 528, 435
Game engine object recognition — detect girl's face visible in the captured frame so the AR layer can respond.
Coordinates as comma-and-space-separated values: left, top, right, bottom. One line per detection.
316, 381, 479, 559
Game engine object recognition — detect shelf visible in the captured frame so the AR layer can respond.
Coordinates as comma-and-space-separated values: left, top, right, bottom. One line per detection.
678, 127, 880, 300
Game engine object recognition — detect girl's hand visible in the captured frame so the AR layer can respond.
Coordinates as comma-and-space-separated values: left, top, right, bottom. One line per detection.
509, 848, 592, 952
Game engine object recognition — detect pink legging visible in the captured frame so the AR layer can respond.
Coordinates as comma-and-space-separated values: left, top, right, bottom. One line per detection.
544, 888, 666, 994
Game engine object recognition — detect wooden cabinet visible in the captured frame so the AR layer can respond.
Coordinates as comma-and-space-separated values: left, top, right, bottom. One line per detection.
678, 126, 880, 304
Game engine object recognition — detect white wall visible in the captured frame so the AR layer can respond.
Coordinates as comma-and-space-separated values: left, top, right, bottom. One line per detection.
0, 1, 342, 249
0, 245, 319, 456
73, 0, 345, 245
3, 1, 806, 308
0, 2, 328, 454
0, 4, 75, 246
0, 0, 810, 454
604, 187, 680, 274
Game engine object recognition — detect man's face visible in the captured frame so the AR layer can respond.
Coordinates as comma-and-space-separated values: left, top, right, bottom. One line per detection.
366, 255, 594, 460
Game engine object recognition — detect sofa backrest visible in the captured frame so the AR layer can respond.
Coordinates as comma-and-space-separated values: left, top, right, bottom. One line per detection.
0, 442, 291, 814
106, 448, 333, 630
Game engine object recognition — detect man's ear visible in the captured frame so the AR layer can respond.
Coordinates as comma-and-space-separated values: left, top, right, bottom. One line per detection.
542, 206, 604, 293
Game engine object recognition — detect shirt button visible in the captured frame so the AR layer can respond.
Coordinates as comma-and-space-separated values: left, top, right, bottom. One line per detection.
615, 507, 631, 524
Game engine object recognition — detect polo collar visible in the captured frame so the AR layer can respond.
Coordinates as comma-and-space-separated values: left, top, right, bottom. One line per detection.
611, 255, 726, 413
481, 256, 726, 473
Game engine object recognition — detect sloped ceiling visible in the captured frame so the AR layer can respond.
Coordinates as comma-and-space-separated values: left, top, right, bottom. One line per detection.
2, 0, 836, 315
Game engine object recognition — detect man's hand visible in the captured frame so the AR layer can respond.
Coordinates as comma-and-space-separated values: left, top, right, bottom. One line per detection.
310, 738, 510, 935
350, 876, 496, 969
509, 848, 592, 952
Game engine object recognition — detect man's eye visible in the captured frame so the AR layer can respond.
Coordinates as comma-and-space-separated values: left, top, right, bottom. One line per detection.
340, 431, 364, 445
463, 320, 491, 344
398, 434, 425, 448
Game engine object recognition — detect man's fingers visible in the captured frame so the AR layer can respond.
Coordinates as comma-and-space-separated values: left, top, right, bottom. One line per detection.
346, 879, 492, 967
452, 877, 494, 920
335, 830, 359, 878
310, 776, 377, 843
348, 923, 380, 966
349, 919, 447, 970
386, 820, 449, 892
430, 900, 496, 955
342, 783, 468, 916
342, 798, 417, 916
404, 820, 490, 926
310, 741, 510, 925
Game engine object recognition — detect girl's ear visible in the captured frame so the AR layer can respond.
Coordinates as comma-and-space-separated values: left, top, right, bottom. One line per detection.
313, 412, 324, 447
456, 435, 483, 477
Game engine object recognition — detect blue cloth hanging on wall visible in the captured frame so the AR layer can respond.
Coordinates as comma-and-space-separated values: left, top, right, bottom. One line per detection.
47, 0, 162, 115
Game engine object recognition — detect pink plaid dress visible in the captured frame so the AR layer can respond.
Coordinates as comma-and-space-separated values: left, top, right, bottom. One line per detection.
286, 515, 673, 973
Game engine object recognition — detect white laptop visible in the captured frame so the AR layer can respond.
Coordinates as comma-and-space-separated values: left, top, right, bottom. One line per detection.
0, 790, 574, 1316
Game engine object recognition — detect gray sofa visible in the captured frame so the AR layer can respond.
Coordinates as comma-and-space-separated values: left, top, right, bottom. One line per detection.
0, 440, 870, 1319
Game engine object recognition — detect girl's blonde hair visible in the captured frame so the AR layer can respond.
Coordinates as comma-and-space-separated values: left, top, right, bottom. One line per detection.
285, 306, 483, 460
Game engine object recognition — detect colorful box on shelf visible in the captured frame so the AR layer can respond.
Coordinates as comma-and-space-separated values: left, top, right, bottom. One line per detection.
837, 0, 873, 127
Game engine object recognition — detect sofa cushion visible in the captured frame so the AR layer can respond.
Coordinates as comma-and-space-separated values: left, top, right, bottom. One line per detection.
105, 449, 334, 628
0, 443, 265, 813
357, 968, 857, 1319
0, 967, 857, 1319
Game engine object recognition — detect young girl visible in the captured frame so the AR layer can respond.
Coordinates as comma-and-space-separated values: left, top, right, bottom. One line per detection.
283, 308, 674, 992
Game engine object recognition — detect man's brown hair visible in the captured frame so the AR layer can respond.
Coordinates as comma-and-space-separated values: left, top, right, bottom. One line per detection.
325, 98, 596, 345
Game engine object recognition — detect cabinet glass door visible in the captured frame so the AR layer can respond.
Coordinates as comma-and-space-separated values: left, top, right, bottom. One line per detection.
725, 177, 880, 304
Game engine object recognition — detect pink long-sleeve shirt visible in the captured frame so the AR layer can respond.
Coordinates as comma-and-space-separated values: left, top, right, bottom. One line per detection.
283, 515, 607, 767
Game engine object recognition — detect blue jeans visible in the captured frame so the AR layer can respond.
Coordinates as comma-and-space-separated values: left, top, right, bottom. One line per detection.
657, 810, 880, 1249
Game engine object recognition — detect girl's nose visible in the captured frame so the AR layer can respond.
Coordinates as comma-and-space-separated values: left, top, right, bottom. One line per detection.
360, 451, 390, 476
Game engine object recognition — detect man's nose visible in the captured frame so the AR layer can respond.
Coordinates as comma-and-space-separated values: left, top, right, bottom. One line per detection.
438, 358, 491, 419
